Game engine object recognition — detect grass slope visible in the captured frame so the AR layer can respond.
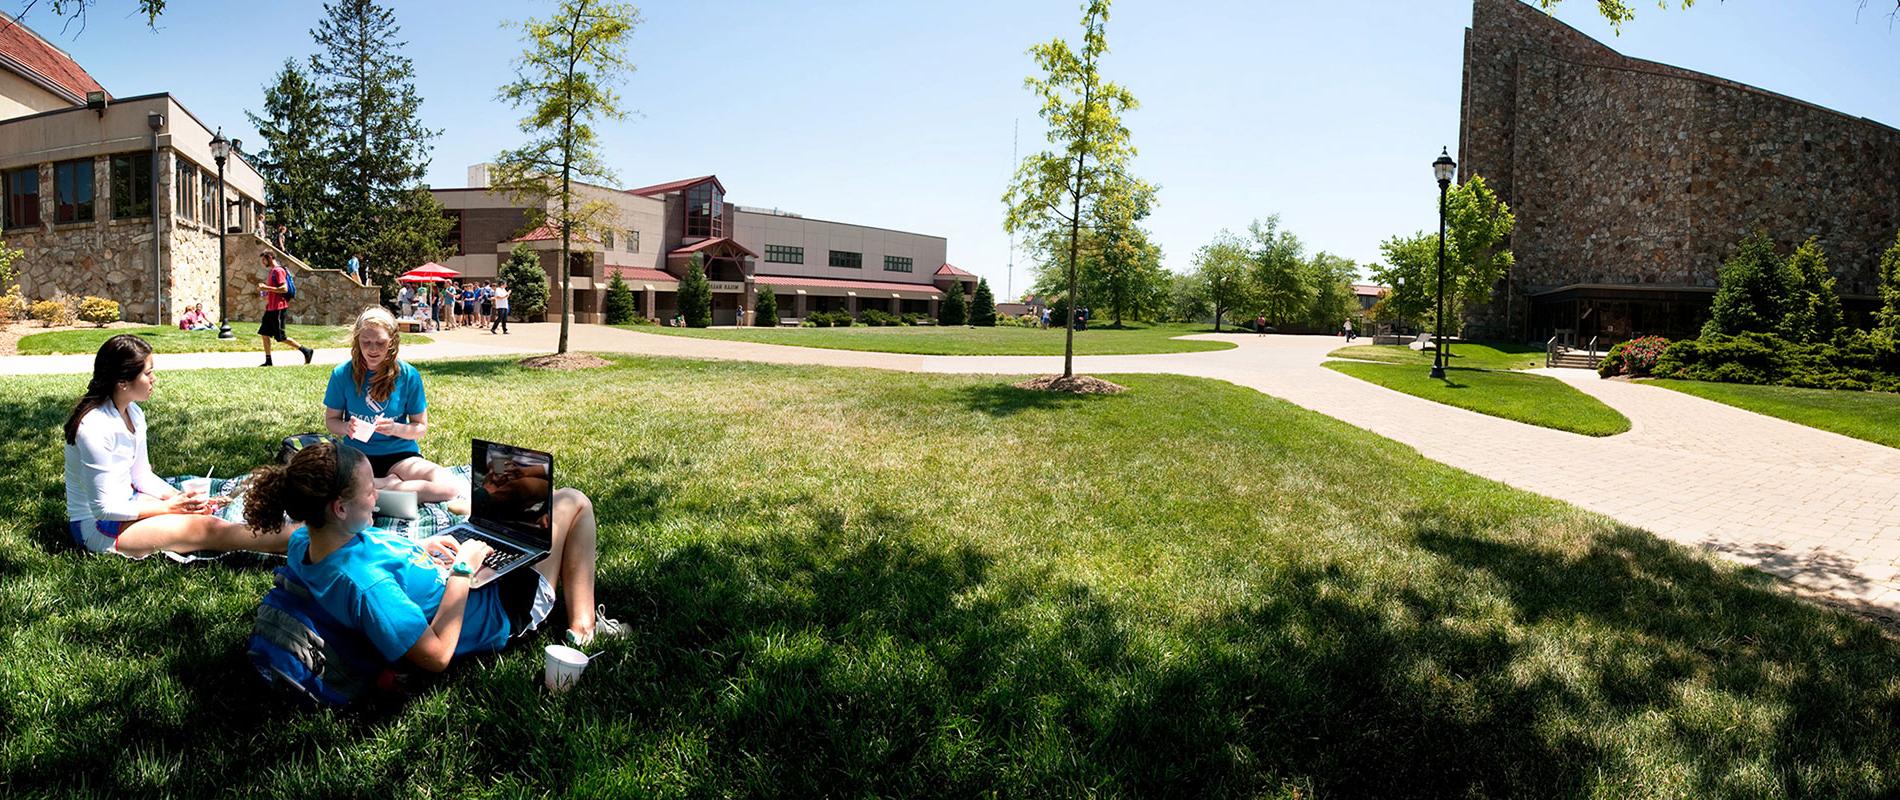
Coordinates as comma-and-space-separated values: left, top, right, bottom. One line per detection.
0, 356, 1893, 797
17, 324, 430, 355
1649, 378, 1900, 450
1327, 341, 1546, 371
1325, 361, 1632, 436
622, 321, 1235, 356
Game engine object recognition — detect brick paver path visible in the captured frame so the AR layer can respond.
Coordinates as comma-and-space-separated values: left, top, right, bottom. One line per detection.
6, 325, 1896, 621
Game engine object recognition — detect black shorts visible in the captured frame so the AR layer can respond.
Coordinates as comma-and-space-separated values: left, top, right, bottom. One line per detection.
258, 309, 289, 341
480, 302, 493, 315
364, 449, 421, 478
495, 565, 545, 636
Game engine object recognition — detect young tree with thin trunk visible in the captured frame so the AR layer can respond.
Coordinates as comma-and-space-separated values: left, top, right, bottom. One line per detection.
1003, 0, 1148, 380
492, 0, 641, 354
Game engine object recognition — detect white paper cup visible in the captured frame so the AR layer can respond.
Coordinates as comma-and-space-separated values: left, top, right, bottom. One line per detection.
181, 477, 212, 497
543, 644, 590, 693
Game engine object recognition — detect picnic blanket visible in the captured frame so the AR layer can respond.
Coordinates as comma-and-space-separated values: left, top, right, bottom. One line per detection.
159, 465, 472, 560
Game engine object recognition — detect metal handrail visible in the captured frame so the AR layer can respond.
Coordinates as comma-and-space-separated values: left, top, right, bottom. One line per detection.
1546, 335, 1559, 369
1587, 336, 1599, 360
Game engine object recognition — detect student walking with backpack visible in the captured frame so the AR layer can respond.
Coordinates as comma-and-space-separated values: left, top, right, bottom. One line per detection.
257, 252, 315, 367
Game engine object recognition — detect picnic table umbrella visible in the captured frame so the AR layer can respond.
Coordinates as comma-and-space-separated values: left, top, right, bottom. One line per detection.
400, 262, 460, 281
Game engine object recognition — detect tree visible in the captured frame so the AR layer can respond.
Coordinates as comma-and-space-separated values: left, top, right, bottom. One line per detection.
1167, 270, 1210, 323
1533, 1, 1899, 33
940, 280, 968, 326
1703, 230, 1793, 338
1088, 182, 1165, 327
308, 0, 440, 274
1003, 0, 1147, 379
754, 285, 777, 326
678, 253, 711, 328
491, 0, 641, 353
1780, 237, 1842, 344
1248, 215, 1310, 326
604, 270, 637, 324
1878, 230, 1900, 340
1371, 233, 1440, 331
499, 243, 549, 320
1192, 231, 1254, 332
970, 278, 997, 326
1444, 174, 1516, 336
247, 59, 327, 260
1304, 251, 1360, 330
362, 188, 456, 300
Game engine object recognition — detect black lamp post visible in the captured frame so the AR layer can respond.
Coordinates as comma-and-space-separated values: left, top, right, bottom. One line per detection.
211, 129, 235, 339
1430, 147, 1457, 379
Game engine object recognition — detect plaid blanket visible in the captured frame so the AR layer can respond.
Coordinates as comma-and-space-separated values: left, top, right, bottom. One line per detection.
164, 465, 472, 543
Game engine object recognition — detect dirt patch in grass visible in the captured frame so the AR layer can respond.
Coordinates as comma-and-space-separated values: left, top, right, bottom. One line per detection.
518, 352, 612, 370
1014, 374, 1127, 394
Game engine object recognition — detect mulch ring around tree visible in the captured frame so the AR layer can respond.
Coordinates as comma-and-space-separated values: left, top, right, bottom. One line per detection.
1014, 374, 1127, 394
518, 353, 613, 370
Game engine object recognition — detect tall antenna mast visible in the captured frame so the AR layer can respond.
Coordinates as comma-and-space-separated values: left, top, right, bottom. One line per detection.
1008, 118, 1018, 299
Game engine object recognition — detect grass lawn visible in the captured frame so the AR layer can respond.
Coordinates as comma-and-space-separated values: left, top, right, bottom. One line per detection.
3, 356, 1898, 797
1324, 360, 1632, 436
1327, 340, 1547, 371
621, 321, 1235, 355
1650, 378, 1900, 450
16, 324, 431, 355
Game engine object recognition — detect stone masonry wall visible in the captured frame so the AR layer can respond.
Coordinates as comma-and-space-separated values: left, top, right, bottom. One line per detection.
1459, 0, 1900, 339
7, 155, 167, 323
220, 235, 381, 327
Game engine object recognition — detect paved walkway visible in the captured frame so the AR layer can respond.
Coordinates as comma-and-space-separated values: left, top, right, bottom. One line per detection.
6, 324, 1897, 622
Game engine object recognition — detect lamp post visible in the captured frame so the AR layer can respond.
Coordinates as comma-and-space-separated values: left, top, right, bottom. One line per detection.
1430, 147, 1456, 379
210, 129, 235, 339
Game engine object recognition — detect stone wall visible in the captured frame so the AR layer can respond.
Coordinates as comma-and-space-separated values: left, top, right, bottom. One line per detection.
219, 235, 381, 326
1459, 0, 1900, 339
7, 155, 168, 323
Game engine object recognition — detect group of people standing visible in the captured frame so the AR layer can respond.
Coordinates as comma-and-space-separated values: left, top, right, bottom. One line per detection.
397, 281, 511, 334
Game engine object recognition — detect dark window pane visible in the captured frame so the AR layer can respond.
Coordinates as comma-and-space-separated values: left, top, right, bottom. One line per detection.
55, 159, 93, 223
6, 167, 39, 228
112, 152, 153, 219
829, 250, 861, 269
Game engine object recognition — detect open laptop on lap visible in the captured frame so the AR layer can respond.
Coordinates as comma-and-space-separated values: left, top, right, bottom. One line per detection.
440, 439, 554, 589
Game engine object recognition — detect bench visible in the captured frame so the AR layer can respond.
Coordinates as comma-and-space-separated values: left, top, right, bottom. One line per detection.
779, 317, 802, 327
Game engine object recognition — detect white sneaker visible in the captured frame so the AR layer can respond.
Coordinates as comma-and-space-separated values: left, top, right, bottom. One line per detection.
566, 605, 630, 648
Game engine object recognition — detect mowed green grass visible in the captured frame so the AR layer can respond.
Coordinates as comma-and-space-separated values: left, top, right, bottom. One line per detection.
2, 356, 1896, 797
1650, 378, 1900, 450
1325, 361, 1632, 436
16, 324, 430, 355
623, 321, 1235, 355
1328, 341, 1547, 371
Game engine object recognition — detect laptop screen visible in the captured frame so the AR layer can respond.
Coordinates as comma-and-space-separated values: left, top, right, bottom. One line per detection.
469, 439, 555, 546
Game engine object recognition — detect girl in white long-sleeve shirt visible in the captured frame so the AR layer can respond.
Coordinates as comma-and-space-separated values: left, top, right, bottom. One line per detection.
63, 334, 289, 558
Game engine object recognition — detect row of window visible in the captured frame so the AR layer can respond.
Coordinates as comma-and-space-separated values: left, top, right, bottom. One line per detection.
764, 245, 912, 273
3, 152, 256, 231
601, 229, 640, 253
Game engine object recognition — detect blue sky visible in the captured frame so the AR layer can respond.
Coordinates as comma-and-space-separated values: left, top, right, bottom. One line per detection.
32, 0, 1900, 295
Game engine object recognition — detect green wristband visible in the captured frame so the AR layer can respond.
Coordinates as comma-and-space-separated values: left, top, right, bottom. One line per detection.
450, 560, 474, 578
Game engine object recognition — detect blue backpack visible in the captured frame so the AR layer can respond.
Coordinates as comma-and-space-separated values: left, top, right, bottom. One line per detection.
282, 269, 298, 300
247, 567, 399, 707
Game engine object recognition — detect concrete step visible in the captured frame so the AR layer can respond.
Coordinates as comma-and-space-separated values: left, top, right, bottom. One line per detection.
1547, 353, 1601, 370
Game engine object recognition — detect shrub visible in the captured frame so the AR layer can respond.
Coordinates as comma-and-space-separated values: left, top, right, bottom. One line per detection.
31, 297, 73, 327
970, 278, 997, 326
604, 272, 638, 325
1596, 342, 1627, 378
0, 285, 25, 323
940, 283, 967, 326
499, 244, 548, 319
77, 296, 120, 327
618, 314, 655, 326
804, 310, 854, 328
754, 286, 777, 326
1655, 332, 1784, 384
860, 309, 901, 327
1598, 335, 1669, 378
1653, 331, 1900, 392
899, 312, 931, 326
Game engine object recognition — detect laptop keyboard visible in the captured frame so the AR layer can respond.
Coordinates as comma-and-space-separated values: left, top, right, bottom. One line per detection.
482, 549, 522, 571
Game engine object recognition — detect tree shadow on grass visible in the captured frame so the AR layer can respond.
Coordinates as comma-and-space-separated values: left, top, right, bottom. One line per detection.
953, 383, 1112, 418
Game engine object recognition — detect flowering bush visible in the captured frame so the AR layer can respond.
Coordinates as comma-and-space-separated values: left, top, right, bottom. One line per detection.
1598, 335, 1669, 378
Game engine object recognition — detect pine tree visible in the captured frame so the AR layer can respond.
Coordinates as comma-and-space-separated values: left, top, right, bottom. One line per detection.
679, 254, 712, 328
1779, 237, 1841, 344
363, 188, 455, 303
1877, 230, 1900, 340
940, 281, 968, 326
754, 285, 777, 327
1703, 230, 1792, 338
970, 278, 997, 326
604, 271, 637, 324
308, 0, 439, 280
499, 244, 548, 320
247, 59, 327, 259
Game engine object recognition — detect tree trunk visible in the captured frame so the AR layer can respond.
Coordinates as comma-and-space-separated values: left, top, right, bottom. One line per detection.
1063, 58, 1094, 380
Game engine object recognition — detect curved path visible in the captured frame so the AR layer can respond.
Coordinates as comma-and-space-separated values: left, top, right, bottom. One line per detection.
5, 324, 1897, 621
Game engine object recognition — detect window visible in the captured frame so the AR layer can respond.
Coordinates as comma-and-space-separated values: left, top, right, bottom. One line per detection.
200, 170, 217, 225
603, 229, 615, 249
626, 230, 637, 252
829, 250, 861, 269
765, 244, 803, 264
54, 159, 93, 223
686, 181, 724, 237
111, 152, 153, 219
5, 167, 39, 229
441, 210, 463, 253
883, 255, 913, 273
174, 159, 194, 222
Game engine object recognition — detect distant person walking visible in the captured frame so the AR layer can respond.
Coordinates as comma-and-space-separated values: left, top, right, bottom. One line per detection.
256, 252, 315, 367
489, 282, 511, 334
1343, 318, 1356, 342
478, 281, 495, 329
1254, 315, 1267, 338
273, 223, 288, 251
1039, 307, 1050, 329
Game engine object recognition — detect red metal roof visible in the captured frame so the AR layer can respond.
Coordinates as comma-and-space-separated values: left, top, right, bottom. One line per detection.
1350, 283, 1389, 296
0, 15, 106, 103
934, 263, 975, 278
511, 224, 598, 243
667, 237, 759, 259
625, 175, 725, 197
754, 275, 942, 297
607, 266, 677, 284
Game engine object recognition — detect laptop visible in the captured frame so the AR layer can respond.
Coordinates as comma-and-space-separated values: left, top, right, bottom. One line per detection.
440, 439, 554, 588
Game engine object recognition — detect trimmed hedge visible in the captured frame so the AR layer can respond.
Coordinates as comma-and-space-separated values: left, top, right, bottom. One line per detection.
1654, 331, 1900, 392
803, 310, 854, 328
860, 309, 902, 327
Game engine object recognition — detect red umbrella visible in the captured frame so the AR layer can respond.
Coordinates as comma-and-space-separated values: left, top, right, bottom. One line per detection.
404, 262, 459, 279
396, 274, 446, 283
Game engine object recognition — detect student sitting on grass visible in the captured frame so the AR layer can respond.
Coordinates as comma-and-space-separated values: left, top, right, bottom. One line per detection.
323, 306, 465, 509
63, 334, 291, 558
242, 442, 628, 671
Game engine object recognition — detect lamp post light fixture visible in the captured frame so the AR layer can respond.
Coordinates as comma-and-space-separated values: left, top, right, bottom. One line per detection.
1428, 147, 1459, 380
210, 130, 235, 339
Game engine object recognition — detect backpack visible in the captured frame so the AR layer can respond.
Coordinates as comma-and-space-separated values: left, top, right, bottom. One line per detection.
276, 433, 335, 465
247, 567, 402, 708
281, 268, 298, 300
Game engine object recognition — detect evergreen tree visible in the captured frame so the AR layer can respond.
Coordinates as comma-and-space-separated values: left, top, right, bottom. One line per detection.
499, 244, 548, 320
1876, 229, 1900, 340
246, 59, 327, 259
970, 278, 997, 326
1780, 237, 1842, 344
362, 188, 455, 302
679, 254, 712, 328
940, 280, 968, 326
604, 271, 637, 324
754, 285, 777, 327
1703, 230, 1793, 338
308, 0, 439, 279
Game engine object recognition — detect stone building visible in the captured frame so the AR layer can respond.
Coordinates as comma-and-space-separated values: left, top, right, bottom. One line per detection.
434, 166, 971, 324
1459, 0, 1900, 342
0, 13, 372, 325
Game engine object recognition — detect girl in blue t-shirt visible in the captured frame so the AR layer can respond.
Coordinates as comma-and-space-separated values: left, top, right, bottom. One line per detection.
242, 442, 629, 671
323, 307, 462, 506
